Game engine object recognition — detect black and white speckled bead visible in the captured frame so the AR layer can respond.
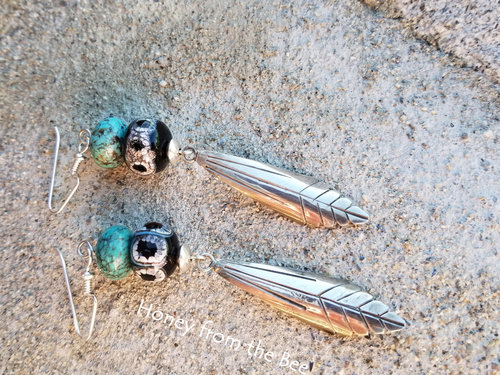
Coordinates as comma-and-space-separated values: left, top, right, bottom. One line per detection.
130, 222, 180, 282
124, 119, 173, 176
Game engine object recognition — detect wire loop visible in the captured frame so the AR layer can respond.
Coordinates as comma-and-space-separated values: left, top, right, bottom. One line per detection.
55, 240, 98, 340
48, 127, 90, 214
193, 253, 216, 272
181, 146, 198, 163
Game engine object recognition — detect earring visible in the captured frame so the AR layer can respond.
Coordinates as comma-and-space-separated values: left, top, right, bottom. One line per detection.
48, 118, 369, 228
55, 221, 405, 340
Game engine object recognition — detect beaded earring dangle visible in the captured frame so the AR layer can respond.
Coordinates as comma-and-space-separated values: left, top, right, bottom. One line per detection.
48, 117, 369, 228
55, 221, 406, 340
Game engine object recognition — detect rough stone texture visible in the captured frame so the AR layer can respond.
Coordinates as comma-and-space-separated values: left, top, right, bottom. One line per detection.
361, 0, 500, 84
0, 0, 498, 374
95, 225, 134, 280
89, 117, 128, 169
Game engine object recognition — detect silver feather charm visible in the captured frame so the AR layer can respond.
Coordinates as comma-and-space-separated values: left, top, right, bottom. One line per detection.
213, 260, 406, 336
196, 150, 369, 227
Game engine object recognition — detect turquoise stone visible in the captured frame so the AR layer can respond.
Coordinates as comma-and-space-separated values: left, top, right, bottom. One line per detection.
89, 117, 128, 168
95, 225, 134, 280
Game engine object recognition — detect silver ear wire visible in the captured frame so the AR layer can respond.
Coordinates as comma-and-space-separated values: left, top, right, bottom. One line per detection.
55, 240, 98, 340
48, 126, 91, 214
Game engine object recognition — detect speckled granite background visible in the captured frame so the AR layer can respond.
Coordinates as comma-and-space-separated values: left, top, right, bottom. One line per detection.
363, 0, 500, 84
1, 0, 498, 374
362, 0, 500, 84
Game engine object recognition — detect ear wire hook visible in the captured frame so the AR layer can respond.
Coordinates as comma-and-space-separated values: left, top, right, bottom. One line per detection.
55, 240, 98, 340
48, 126, 91, 214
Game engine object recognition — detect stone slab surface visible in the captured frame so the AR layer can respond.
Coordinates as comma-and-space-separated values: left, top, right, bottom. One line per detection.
362, 0, 500, 84
0, 0, 498, 374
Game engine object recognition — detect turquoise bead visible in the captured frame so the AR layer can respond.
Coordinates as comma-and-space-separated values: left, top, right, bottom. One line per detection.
89, 117, 128, 168
95, 225, 134, 280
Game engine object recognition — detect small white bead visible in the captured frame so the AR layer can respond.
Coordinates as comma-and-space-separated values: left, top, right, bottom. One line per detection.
178, 245, 191, 273
167, 139, 181, 164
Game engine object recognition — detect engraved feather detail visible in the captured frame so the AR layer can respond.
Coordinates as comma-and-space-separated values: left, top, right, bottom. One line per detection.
196, 150, 369, 227
214, 260, 406, 336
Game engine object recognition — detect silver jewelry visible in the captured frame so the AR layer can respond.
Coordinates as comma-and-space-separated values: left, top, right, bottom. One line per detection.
48, 118, 368, 228
55, 222, 405, 340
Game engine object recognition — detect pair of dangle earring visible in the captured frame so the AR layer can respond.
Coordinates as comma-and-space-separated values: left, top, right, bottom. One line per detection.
48, 117, 369, 228
57, 221, 406, 340
49, 117, 402, 341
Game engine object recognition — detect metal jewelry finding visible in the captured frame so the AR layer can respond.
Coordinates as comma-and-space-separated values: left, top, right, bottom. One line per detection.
191, 252, 215, 272
55, 240, 98, 340
181, 146, 198, 163
48, 127, 90, 214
